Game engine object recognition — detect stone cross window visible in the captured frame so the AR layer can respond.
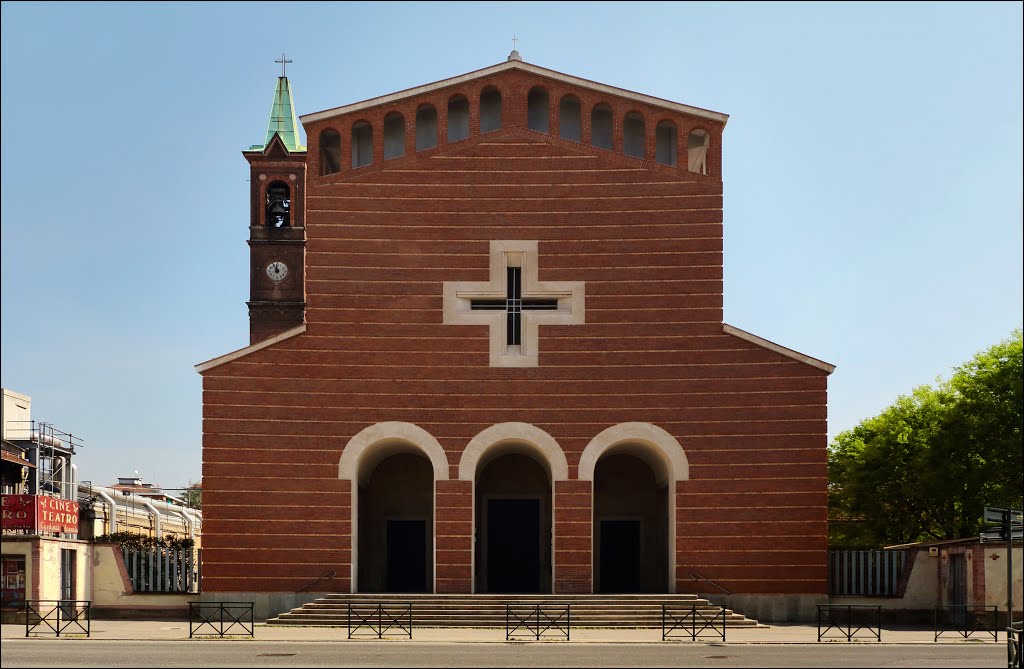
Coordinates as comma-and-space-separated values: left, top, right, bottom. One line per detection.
443, 240, 585, 367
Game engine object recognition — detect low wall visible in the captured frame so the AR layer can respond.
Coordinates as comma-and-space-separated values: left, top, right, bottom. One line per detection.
90, 543, 197, 618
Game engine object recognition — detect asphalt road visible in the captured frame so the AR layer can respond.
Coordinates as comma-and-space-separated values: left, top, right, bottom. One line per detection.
0, 639, 1009, 668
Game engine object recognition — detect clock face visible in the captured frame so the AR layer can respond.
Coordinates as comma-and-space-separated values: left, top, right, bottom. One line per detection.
266, 261, 289, 282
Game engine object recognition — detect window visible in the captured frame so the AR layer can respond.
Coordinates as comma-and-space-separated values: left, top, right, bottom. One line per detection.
623, 112, 645, 159
655, 120, 677, 166
527, 87, 550, 133
559, 95, 581, 142
265, 181, 290, 228
688, 129, 709, 175
480, 87, 502, 133
320, 129, 341, 175
448, 96, 470, 142
591, 104, 613, 150
352, 121, 373, 168
415, 104, 438, 151
383, 112, 405, 160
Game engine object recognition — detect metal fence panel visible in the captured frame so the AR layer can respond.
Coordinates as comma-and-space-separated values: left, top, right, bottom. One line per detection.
123, 547, 200, 593
828, 549, 907, 597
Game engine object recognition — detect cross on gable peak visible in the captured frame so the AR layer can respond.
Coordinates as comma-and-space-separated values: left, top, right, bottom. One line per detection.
443, 240, 585, 368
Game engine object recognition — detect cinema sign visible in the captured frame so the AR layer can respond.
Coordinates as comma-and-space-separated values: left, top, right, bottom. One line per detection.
1, 494, 79, 534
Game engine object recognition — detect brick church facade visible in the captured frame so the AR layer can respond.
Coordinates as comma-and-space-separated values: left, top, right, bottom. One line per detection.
197, 53, 835, 620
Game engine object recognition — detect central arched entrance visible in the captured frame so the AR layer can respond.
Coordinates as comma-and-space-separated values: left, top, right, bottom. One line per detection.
459, 423, 568, 594
475, 449, 552, 593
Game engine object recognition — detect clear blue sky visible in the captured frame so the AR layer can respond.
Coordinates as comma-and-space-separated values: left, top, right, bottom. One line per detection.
2, 2, 1021, 491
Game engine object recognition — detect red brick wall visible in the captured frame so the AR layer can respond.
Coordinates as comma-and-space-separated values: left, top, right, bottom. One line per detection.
555, 480, 592, 593
200, 68, 829, 596
435, 479, 472, 593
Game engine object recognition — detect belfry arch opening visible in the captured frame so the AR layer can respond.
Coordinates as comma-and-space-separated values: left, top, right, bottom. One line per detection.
265, 181, 290, 228
447, 95, 470, 142
480, 87, 502, 133
559, 95, 581, 142
319, 128, 341, 175
527, 86, 550, 133
474, 444, 553, 594
416, 104, 438, 151
356, 448, 434, 593
591, 104, 613, 150
351, 121, 373, 168
593, 446, 670, 593
623, 112, 645, 159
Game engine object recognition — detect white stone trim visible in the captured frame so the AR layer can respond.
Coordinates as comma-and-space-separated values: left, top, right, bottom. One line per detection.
578, 422, 687, 594
458, 422, 569, 482
723, 323, 835, 374
443, 240, 584, 367
578, 422, 689, 485
300, 60, 729, 126
338, 421, 450, 594
338, 421, 450, 483
194, 325, 306, 373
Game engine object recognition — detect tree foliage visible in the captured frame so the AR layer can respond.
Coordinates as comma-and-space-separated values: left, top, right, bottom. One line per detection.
95, 531, 194, 550
829, 330, 1023, 547
182, 481, 202, 510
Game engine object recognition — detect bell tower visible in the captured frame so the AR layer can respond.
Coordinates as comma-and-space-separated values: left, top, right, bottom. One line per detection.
243, 56, 307, 344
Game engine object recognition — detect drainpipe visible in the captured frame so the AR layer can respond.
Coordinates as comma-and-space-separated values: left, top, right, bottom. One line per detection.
141, 499, 162, 540
96, 489, 118, 535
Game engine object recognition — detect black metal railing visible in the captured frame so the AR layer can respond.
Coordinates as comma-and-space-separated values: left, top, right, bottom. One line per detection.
1008, 622, 1022, 669
817, 604, 882, 642
662, 605, 726, 642
188, 602, 254, 638
347, 603, 413, 639
934, 605, 999, 642
299, 568, 337, 593
25, 600, 91, 637
505, 603, 570, 641
688, 571, 731, 595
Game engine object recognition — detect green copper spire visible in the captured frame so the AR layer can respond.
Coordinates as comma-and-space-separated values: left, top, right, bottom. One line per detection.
249, 55, 305, 152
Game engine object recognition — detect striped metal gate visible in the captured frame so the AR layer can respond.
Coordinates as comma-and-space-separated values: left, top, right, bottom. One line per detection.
828, 549, 907, 596
123, 547, 201, 593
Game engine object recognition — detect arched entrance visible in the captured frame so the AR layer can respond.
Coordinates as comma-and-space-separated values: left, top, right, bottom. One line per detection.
475, 449, 552, 593
459, 423, 568, 594
339, 422, 449, 593
358, 452, 433, 592
579, 423, 688, 593
593, 450, 668, 593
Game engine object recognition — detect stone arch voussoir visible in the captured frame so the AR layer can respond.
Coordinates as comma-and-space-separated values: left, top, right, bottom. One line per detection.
458, 422, 569, 481
578, 422, 688, 484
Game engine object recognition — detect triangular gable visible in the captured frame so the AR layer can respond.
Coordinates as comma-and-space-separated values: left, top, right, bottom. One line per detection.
195, 324, 306, 374
300, 60, 729, 127
723, 323, 835, 374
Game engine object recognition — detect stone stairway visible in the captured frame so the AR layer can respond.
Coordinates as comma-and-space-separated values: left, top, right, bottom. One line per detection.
266, 593, 761, 628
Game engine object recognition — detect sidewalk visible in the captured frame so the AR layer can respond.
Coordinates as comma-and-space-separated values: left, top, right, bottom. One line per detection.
1, 620, 1004, 644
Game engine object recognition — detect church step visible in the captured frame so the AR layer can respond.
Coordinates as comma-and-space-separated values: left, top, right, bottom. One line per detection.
266, 593, 759, 628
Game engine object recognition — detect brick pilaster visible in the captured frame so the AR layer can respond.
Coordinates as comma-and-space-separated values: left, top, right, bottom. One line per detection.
435, 479, 473, 593
554, 479, 592, 593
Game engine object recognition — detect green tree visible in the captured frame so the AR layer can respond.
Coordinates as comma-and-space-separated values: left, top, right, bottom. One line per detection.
182, 481, 202, 510
828, 330, 1023, 547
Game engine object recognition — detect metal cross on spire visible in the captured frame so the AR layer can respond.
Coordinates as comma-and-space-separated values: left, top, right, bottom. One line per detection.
512, 35, 518, 51
275, 53, 293, 77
